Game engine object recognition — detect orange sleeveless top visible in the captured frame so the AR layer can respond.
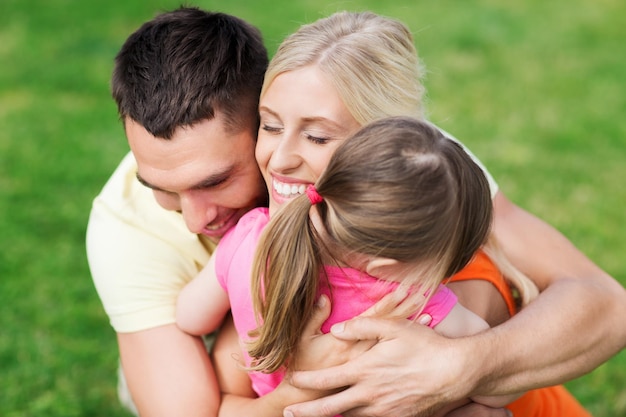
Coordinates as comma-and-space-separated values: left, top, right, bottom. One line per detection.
449, 251, 591, 417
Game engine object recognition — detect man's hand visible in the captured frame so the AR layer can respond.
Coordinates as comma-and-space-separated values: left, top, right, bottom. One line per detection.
285, 316, 478, 417
443, 403, 512, 417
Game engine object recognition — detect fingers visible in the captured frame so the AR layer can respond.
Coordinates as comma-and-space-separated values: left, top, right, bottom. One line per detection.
443, 403, 513, 417
289, 361, 357, 393
303, 295, 331, 337
416, 313, 433, 326
358, 288, 435, 323
359, 290, 407, 317
329, 316, 414, 342
391, 288, 428, 319
284, 385, 363, 417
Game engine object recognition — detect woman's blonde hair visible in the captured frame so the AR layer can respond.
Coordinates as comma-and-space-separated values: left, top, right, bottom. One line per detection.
248, 117, 494, 373
262, 11, 427, 125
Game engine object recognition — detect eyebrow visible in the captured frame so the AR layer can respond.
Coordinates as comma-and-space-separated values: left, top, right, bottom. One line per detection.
258, 106, 278, 117
135, 167, 234, 193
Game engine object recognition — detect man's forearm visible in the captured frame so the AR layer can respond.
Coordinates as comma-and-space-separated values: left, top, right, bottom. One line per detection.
118, 325, 221, 417
470, 270, 626, 397
478, 192, 626, 395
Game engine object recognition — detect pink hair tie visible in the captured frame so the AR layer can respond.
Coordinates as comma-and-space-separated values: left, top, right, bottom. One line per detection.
305, 184, 324, 205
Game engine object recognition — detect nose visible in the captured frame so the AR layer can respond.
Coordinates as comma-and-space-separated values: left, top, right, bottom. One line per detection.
269, 132, 302, 174
179, 192, 218, 234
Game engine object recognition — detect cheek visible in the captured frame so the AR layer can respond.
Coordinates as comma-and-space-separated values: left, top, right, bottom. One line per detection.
255, 137, 273, 174
311, 148, 339, 179
152, 191, 180, 212
237, 168, 266, 205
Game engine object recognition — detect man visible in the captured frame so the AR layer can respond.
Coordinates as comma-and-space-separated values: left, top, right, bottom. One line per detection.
87, 6, 626, 417
87, 8, 268, 416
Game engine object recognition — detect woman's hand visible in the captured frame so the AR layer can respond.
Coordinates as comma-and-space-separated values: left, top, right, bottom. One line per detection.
292, 295, 375, 373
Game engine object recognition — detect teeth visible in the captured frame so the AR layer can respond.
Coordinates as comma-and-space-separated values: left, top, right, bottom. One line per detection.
274, 179, 306, 198
205, 221, 226, 231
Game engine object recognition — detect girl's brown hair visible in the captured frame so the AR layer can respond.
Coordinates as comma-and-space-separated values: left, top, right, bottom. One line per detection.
248, 117, 493, 373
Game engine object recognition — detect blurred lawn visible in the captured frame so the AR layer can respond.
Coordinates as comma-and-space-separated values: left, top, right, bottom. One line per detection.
0, 0, 624, 416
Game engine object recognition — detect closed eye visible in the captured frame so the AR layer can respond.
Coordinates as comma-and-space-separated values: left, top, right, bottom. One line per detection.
305, 134, 330, 145
261, 124, 282, 134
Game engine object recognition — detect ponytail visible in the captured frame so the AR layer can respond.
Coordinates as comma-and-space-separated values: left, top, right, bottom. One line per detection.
247, 195, 325, 373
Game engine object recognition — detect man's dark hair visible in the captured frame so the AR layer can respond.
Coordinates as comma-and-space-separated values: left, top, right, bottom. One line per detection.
112, 7, 268, 138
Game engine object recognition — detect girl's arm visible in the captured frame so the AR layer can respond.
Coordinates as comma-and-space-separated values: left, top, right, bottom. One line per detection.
215, 299, 337, 417
212, 316, 292, 417
434, 303, 523, 410
433, 302, 489, 337
176, 253, 231, 335
219, 380, 325, 417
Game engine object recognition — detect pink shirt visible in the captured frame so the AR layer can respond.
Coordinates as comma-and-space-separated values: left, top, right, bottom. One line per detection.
216, 207, 457, 396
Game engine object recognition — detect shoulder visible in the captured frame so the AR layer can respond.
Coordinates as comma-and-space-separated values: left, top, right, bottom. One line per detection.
215, 207, 269, 273
429, 122, 499, 198
221, 207, 269, 245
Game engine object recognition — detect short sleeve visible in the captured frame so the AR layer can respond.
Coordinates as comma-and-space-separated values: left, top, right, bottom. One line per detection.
214, 207, 270, 292
86, 154, 214, 333
422, 284, 458, 328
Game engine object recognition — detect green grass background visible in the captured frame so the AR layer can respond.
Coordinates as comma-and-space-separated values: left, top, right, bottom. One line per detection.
1, 0, 624, 415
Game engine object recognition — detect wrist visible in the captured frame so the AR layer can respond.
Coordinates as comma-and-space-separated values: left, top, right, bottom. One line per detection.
269, 377, 321, 411
461, 327, 509, 398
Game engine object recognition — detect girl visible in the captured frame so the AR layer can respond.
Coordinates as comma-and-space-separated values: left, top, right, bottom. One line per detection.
248, 116, 499, 374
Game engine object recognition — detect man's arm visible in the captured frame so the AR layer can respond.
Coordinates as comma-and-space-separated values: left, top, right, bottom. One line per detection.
282, 191, 626, 417
473, 191, 626, 391
87, 158, 226, 416
118, 324, 220, 417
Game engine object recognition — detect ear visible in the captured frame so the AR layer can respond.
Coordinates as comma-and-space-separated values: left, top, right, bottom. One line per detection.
365, 257, 400, 278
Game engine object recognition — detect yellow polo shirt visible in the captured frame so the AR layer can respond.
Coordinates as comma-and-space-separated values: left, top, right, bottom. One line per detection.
86, 152, 216, 333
